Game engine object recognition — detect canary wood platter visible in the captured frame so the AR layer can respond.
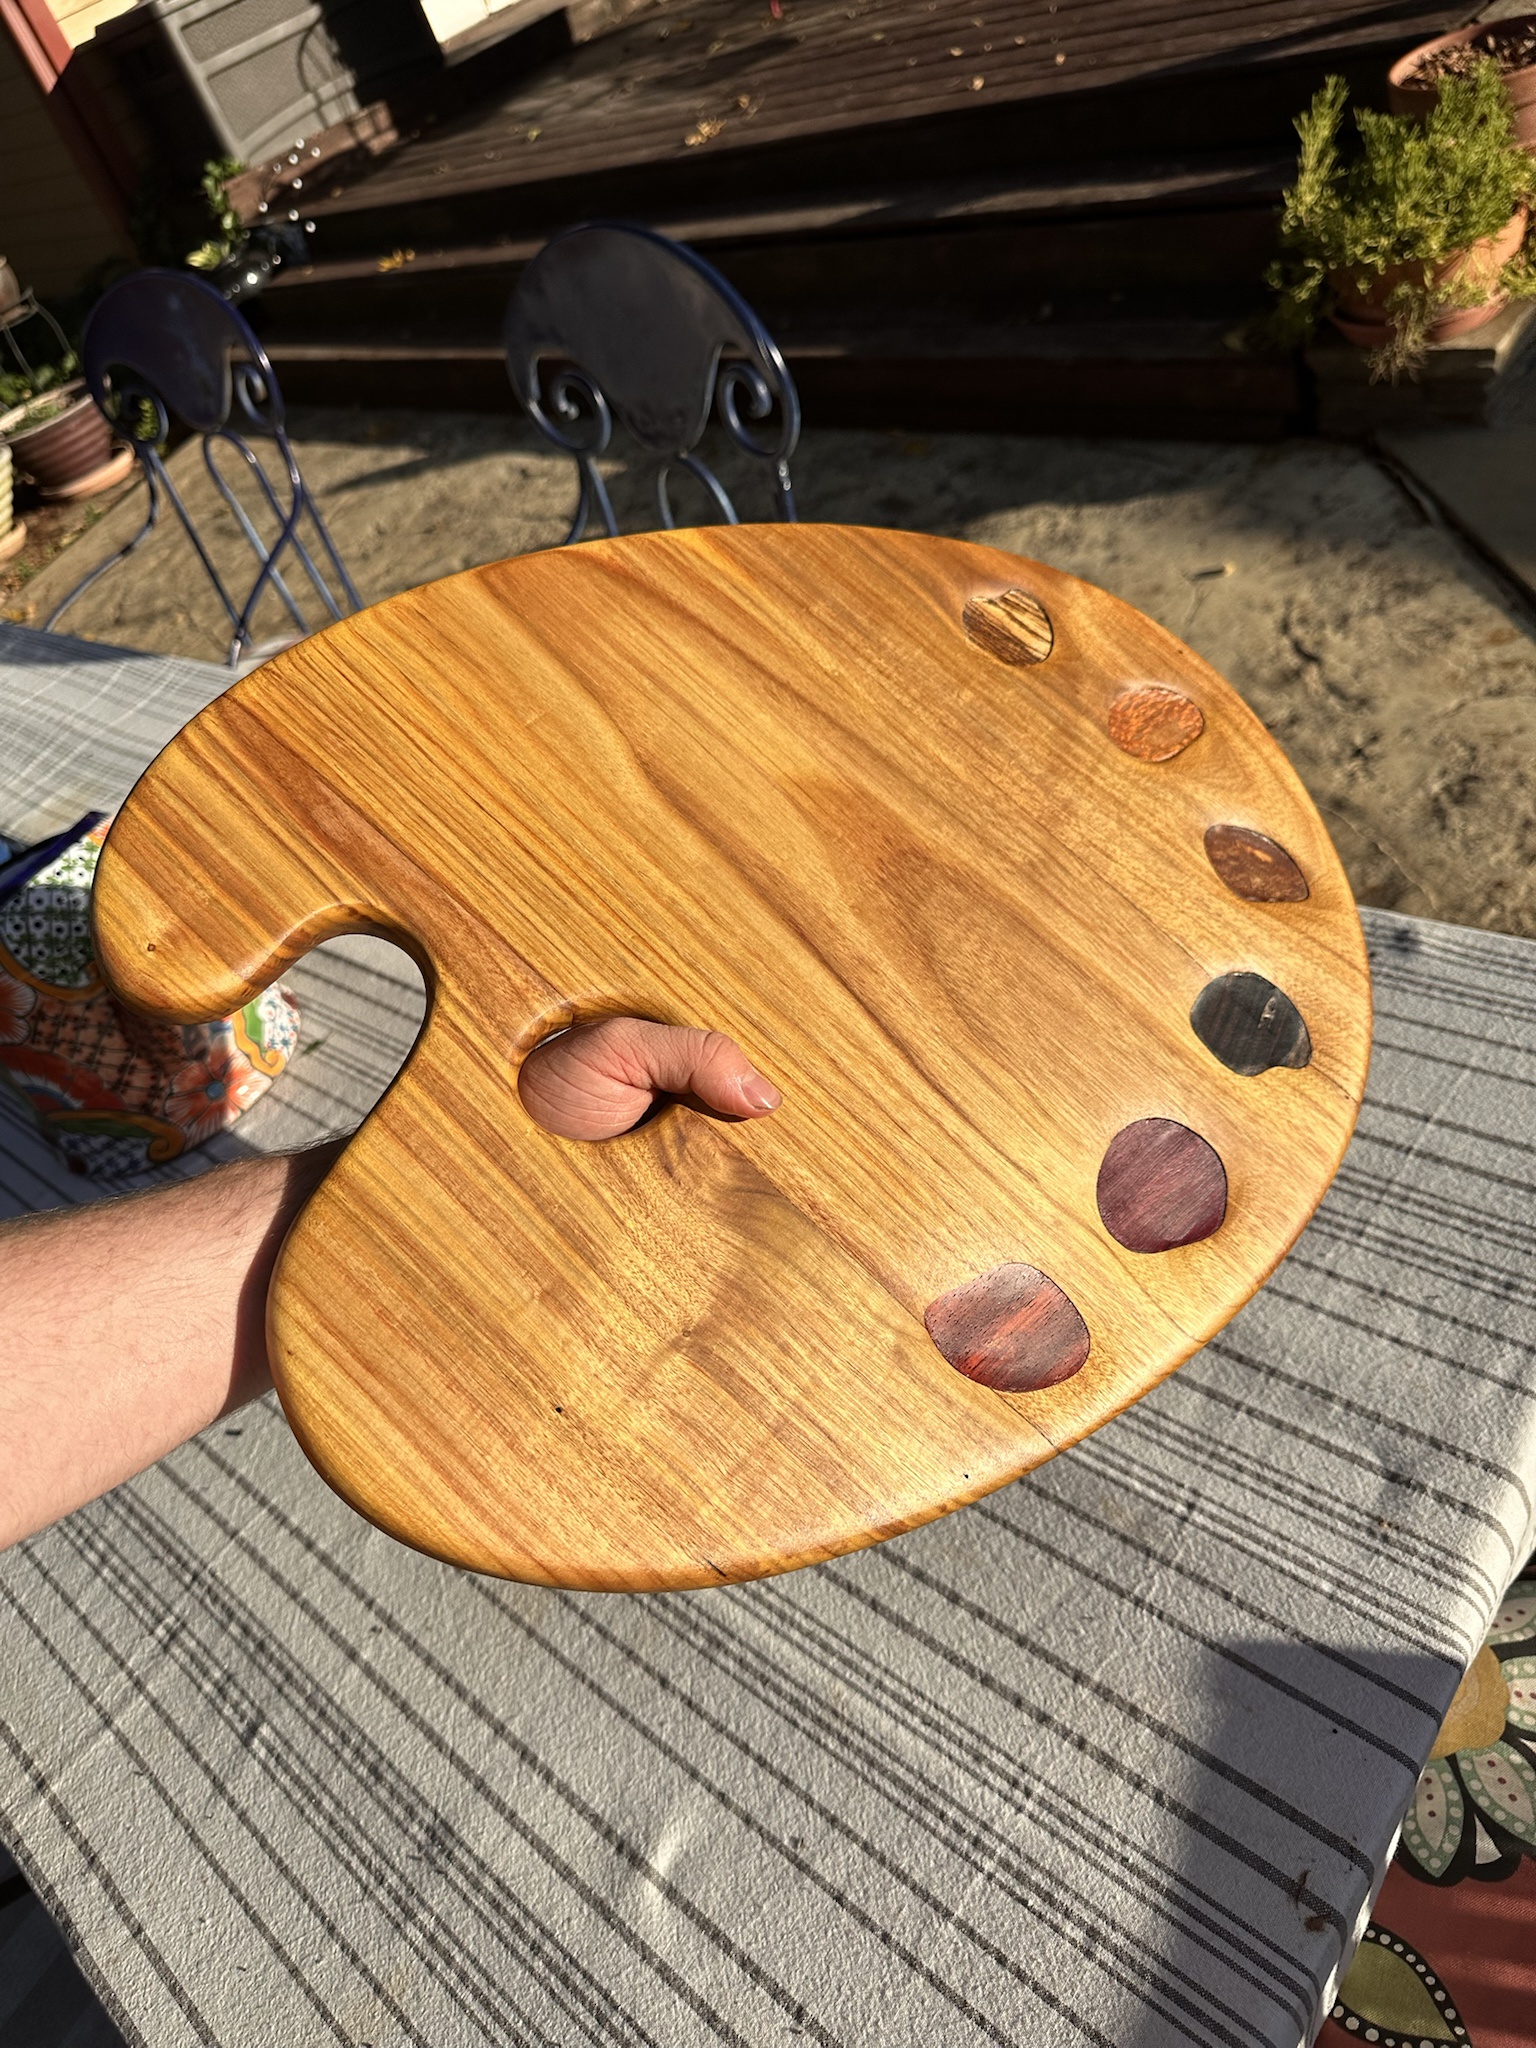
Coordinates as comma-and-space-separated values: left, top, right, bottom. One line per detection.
92, 525, 1372, 1589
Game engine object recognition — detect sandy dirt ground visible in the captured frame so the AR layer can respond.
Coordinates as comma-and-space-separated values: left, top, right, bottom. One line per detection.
10, 410, 1534, 939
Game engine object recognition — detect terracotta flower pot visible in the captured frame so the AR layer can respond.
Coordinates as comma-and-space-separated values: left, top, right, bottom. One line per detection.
1389, 14, 1536, 149
1329, 207, 1529, 346
0, 378, 113, 495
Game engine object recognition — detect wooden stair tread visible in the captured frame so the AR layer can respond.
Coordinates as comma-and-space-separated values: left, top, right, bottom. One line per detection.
264, 149, 1292, 293
260, 320, 1300, 435
262, 311, 1267, 358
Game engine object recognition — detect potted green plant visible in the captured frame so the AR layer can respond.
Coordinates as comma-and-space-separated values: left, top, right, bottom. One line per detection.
185, 155, 311, 304
1390, 14, 1536, 150
1268, 62, 1536, 379
0, 355, 119, 499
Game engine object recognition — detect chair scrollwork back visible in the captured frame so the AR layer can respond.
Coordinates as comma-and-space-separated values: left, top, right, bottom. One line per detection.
503, 223, 801, 543
48, 271, 360, 667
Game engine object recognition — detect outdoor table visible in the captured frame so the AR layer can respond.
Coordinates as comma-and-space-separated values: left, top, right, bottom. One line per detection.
1, 613, 1535, 2047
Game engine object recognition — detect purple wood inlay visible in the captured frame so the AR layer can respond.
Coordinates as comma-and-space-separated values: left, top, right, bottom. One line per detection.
1096, 1118, 1227, 1253
924, 1262, 1090, 1392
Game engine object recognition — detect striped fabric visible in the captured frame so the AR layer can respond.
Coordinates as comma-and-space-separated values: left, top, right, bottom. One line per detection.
2, 631, 1535, 2047
0, 624, 240, 851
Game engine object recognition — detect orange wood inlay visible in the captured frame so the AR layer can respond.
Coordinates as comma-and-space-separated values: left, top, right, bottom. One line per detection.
91, 525, 1371, 1591
1107, 682, 1205, 761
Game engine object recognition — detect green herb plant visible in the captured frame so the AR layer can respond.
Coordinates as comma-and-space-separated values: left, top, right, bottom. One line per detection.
1268, 61, 1536, 379
0, 352, 80, 419
185, 156, 247, 272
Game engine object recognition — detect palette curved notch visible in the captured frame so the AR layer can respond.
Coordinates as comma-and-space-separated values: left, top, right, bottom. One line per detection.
92, 525, 1371, 1590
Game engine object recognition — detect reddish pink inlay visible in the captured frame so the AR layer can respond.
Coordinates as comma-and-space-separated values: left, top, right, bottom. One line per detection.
924, 1262, 1090, 1392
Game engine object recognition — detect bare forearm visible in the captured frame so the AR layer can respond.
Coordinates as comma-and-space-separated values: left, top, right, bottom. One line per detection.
0, 1014, 780, 1552
0, 1141, 340, 1547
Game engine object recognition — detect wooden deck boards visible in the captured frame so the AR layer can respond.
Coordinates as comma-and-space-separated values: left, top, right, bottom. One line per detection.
279, 150, 1291, 295
258, 0, 1469, 434
309, 0, 1466, 219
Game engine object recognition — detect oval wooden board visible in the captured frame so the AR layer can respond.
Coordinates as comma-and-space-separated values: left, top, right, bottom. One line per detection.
92, 525, 1371, 1589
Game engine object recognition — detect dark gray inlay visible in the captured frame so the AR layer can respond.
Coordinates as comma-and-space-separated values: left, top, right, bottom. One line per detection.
1191, 971, 1312, 1077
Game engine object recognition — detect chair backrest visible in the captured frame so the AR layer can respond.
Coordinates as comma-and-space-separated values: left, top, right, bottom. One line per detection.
504, 223, 801, 543
47, 270, 359, 666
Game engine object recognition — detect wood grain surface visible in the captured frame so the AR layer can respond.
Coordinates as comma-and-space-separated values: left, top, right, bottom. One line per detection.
91, 525, 1372, 1590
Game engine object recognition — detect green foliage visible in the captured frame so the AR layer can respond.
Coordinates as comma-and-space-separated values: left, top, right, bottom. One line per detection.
1268, 62, 1536, 378
0, 352, 80, 417
185, 156, 246, 271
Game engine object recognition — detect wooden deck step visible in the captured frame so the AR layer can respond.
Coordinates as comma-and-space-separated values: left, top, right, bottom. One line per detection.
255, 149, 1295, 354
273, 148, 1296, 279
264, 311, 1299, 439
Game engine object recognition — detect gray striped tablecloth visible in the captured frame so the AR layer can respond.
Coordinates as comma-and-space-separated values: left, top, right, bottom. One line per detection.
2, 628, 1535, 2048
0, 623, 242, 850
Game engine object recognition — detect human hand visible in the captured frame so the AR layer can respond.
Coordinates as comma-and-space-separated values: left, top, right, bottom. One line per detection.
518, 1018, 782, 1141
0, 1017, 783, 1549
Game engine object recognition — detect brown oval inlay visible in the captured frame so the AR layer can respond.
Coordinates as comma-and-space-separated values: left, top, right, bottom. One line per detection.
1107, 684, 1204, 762
923, 1262, 1090, 1391
1190, 972, 1312, 1077
1097, 1118, 1227, 1253
1204, 823, 1309, 902
962, 588, 1054, 665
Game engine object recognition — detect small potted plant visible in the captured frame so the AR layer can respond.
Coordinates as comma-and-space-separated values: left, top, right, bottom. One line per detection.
0, 355, 119, 499
185, 155, 312, 304
1390, 14, 1536, 150
1268, 62, 1536, 379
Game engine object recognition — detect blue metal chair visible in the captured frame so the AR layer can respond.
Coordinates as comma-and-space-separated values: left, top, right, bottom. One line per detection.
47, 270, 360, 667
504, 223, 801, 543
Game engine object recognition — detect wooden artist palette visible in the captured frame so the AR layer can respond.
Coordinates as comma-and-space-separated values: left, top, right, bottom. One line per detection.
93, 526, 1372, 1589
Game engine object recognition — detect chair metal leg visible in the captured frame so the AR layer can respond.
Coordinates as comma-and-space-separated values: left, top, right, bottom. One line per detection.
298, 483, 362, 613
211, 434, 359, 622
148, 451, 264, 664
43, 457, 160, 634
47, 433, 361, 667
566, 457, 620, 546
655, 455, 738, 530
203, 430, 362, 662
203, 439, 311, 652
